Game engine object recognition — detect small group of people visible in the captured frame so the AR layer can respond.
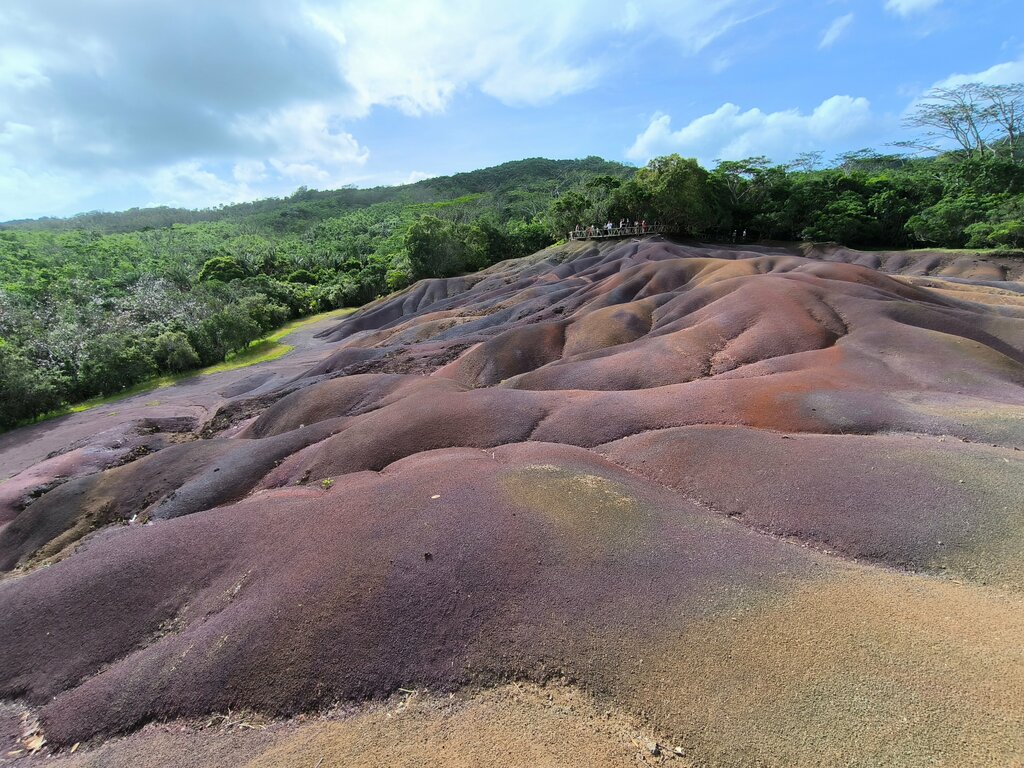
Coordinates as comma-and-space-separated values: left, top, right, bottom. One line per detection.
570, 219, 651, 240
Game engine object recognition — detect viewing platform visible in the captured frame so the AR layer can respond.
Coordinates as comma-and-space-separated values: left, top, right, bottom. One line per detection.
568, 224, 674, 241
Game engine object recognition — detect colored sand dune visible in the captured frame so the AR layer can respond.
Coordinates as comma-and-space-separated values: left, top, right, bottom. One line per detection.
1, 238, 1022, 767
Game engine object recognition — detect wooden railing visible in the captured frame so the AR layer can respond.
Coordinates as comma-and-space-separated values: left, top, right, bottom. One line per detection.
567, 224, 674, 241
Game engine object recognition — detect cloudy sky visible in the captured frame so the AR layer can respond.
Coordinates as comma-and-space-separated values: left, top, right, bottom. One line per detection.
1, 0, 1022, 220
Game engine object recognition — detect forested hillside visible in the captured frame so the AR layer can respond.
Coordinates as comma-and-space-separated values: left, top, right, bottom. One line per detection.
0, 157, 629, 427
1, 84, 1022, 429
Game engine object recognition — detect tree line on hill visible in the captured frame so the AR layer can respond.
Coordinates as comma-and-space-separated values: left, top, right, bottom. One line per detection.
551, 83, 1024, 249
1, 82, 1022, 429
0, 159, 624, 428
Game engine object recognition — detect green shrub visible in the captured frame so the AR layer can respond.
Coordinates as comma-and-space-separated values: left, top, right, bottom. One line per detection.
152, 331, 201, 373
77, 332, 157, 397
0, 340, 64, 428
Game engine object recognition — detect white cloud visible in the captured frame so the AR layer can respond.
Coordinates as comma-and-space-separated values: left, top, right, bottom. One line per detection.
0, 121, 34, 147
307, 0, 763, 115
622, 2, 641, 31
232, 102, 369, 188
0, 163, 97, 221
305, 2, 608, 115
0, 0, 771, 219
232, 160, 268, 186
0, 48, 50, 90
819, 13, 854, 49
147, 161, 251, 210
403, 171, 436, 185
627, 95, 874, 165
902, 55, 1024, 121
936, 56, 1024, 88
884, 0, 941, 17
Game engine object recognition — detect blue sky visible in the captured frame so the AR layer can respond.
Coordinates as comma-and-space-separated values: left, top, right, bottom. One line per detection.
1, 0, 1022, 220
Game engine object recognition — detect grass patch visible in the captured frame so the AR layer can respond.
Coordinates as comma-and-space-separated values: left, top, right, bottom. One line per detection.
201, 338, 294, 375
34, 306, 357, 423
262, 307, 356, 343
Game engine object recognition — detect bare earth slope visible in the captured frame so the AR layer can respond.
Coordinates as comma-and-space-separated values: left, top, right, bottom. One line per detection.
2, 238, 1023, 767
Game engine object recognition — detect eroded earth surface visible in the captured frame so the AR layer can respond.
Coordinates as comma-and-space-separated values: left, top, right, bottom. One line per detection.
2, 238, 1023, 767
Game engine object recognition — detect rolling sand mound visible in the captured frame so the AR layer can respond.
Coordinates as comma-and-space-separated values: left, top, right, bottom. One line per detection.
2, 238, 1023, 766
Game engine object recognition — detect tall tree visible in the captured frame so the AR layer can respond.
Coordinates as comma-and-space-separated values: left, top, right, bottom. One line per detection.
981, 83, 1024, 162
629, 155, 720, 235
902, 82, 1024, 163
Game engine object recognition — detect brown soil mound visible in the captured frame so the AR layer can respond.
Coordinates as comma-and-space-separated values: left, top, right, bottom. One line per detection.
2, 237, 1023, 767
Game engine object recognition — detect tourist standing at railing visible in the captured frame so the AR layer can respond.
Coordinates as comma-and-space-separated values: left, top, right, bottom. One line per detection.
566, 220, 692, 240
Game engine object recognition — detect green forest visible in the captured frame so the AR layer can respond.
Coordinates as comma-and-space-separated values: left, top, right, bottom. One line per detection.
2, 82, 1022, 429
